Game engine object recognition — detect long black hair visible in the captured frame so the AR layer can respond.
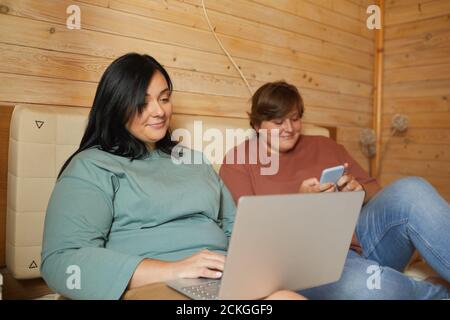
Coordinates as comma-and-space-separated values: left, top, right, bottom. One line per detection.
58, 53, 176, 178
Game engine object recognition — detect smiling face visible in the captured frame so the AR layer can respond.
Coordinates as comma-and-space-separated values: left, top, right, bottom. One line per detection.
126, 71, 173, 149
255, 108, 302, 153
249, 81, 304, 154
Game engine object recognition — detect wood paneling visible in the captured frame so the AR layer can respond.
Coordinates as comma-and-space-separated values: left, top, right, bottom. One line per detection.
382, 128, 450, 145
384, 63, 450, 83
1, 0, 373, 72
381, 0, 450, 202
382, 159, 450, 179
385, 0, 450, 25
106, 0, 373, 53
0, 106, 14, 268
385, 14, 450, 40
383, 143, 450, 161
0, 43, 372, 97
384, 96, 450, 114
382, 112, 450, 129
0, 12, 373, 84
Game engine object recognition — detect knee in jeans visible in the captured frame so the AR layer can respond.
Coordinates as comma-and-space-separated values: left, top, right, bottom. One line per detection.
390, 176, 431, 197
342, 265, 406, 300
389, 176, 439, 218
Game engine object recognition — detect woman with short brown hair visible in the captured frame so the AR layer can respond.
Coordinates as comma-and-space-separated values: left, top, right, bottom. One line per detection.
220, 80, 450, 300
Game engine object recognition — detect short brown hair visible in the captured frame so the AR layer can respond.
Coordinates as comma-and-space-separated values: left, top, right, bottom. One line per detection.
248, 81, 304, 129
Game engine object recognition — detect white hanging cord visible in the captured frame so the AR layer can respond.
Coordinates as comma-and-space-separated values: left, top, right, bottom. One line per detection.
201, 0, 253, 96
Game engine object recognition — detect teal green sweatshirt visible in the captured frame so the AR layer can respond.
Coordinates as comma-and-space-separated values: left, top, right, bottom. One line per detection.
41, 147, 236, 300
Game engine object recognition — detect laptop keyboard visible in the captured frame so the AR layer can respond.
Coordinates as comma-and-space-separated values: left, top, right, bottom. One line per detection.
180, 281, 220, 300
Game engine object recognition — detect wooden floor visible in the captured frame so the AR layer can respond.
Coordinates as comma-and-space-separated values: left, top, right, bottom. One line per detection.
0, 268, 53, 300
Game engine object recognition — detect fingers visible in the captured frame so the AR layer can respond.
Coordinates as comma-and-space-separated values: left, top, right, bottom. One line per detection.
341, 179, 363, 192
299, 178, 320, 193
176, 250, 226, 279
181, 266, 223, 280
343, 163, 350, 176
194, 251, 225, 279
340, 163, 363, 191
304, 177, 320, 186
318, 183, 334, 192
200, 268, 223, 279
346, 181, 363, 192
302, 175, 361, 194
199, 250, 226, 271
200, 257, 225, 272
337, 174, 351, 189
322, 184, 336, 193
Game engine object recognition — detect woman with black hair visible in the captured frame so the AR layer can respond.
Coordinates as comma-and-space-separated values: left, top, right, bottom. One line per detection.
41, 53, 303, 300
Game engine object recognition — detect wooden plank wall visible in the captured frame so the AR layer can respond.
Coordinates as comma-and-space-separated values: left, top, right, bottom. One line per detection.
0, 106, 13, 269
380, 0, 450, 202
0, 0, 375, 267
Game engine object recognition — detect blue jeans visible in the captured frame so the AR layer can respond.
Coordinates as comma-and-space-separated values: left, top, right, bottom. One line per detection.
299, 177, 450, 299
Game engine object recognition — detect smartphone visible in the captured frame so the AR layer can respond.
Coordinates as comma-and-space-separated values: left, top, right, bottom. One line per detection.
320, 165, 345, 185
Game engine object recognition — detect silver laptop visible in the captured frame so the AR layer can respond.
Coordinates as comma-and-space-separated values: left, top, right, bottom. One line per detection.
167, 191, 365, 300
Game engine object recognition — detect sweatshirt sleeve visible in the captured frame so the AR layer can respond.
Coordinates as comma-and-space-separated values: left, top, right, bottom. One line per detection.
218, 179, 236, 240
201, 150, 236, 241
41, 159, 144, 300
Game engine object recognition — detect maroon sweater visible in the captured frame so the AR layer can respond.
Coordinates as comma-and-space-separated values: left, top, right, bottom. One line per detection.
219, 135, 381, 252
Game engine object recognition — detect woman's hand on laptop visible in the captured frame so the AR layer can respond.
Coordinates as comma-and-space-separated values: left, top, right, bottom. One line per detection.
299, 177, 336, 193
127, 251, 225, 289
171, 249, 226, 280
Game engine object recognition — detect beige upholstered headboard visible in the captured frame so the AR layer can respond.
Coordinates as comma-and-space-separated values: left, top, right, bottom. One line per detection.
6, 105, 330, 279
7, 106, 89, 279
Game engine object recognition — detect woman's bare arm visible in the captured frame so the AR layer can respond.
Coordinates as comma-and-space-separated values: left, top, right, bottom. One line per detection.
128, 250, 225, 289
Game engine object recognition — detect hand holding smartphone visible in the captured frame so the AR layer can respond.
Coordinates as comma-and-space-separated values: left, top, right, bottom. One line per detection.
320, 165, 345, 186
